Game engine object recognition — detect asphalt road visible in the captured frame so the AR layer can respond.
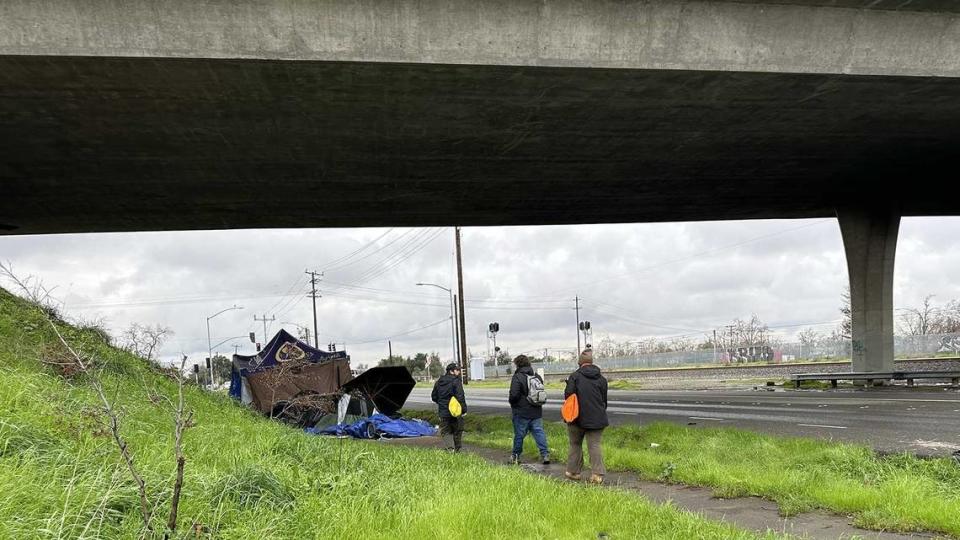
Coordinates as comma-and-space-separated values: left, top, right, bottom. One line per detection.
405, 387, 960, 456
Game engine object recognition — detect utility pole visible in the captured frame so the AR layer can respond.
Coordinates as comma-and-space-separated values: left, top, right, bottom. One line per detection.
254, 314, 276, 344
575, 296, 581, 354
234, 344, 241, 356
388, 340, 393, 363
455, 226, 469, 384
453, 294, 461, 364
305, 270, 322, 348
713, 329, 718, 363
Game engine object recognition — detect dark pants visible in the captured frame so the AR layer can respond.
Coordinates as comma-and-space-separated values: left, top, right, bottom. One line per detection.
566, 424, 605, 477
439, 415, 464, 451
512, 414, 549, 457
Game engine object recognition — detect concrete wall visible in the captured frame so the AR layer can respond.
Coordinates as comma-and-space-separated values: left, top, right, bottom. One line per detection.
1, 0, 959, 77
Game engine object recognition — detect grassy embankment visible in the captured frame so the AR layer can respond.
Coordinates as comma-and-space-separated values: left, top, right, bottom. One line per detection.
405, 411, 960, 537
0, 287, 771, 539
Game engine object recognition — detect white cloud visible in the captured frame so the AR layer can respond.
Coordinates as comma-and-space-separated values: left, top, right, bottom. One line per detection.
1, 217, 957, 367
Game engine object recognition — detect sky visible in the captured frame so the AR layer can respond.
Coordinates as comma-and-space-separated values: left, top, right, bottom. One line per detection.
1, 217, 958, 368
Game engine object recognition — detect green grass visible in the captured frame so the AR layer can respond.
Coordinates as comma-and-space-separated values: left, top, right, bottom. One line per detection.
0, 288, 770, 539
404, 411, 960, 537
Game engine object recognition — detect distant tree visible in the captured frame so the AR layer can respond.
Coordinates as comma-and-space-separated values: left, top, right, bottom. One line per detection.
120, 323, 174, 363
839, 287, 852, 340
798, 327, 823, 348
495, 349, 511, 366
378, 352, 430, 376
933, 300, 960, 334
427, 352, 443, 379
212, 354, 231, 382
898, 295, 939, 336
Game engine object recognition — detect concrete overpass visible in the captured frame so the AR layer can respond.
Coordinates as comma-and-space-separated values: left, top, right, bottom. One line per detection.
2, 0, 959, 374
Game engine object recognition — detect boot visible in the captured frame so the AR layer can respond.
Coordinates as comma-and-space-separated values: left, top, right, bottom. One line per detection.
564, 471, 581, 481
541, 453, 551, 465
589, 474, 604, 485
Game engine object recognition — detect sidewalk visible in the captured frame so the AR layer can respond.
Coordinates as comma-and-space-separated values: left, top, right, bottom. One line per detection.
390, 436, 934, 540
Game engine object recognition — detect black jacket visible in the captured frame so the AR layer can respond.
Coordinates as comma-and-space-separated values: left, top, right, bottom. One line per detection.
431, 373, 467, 418
563, 364, 608, 430
508, 366, 543, 420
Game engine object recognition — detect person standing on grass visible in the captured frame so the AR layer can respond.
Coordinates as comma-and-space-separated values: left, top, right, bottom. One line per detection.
564, 348, 608, 484
508, 354, 550, 465
431, 363, 467, 452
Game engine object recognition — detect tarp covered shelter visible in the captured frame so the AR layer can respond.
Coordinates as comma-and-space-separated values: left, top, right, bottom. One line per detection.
230, 329, 351, 414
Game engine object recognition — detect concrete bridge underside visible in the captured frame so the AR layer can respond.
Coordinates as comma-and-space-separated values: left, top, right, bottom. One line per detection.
2, 0, 960, 374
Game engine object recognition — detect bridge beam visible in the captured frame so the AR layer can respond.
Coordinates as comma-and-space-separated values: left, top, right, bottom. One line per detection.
838, 206, 900, 374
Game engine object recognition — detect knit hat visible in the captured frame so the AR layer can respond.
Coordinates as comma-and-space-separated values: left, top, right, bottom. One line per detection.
578, 349, 594, 365
446, 363, 460, 373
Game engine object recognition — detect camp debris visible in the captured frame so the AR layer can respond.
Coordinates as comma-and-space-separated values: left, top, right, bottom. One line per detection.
229, 329, 417, 429
307, 413, 436, 439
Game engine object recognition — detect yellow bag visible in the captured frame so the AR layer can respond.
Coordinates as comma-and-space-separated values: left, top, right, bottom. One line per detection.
448, 396, 463, 417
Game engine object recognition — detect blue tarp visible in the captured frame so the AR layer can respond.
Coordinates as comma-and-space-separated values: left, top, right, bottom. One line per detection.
307, 414, 437, 439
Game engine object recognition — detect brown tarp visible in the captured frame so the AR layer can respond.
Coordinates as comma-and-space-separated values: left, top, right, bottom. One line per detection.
246, 359, 353, 414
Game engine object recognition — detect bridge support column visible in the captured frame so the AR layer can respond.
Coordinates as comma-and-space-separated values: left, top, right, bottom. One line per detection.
838, 206, 900, 374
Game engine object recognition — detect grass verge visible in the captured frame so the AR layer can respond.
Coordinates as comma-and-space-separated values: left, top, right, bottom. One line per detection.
405, 411, 960, 537
0, 288, 769, 539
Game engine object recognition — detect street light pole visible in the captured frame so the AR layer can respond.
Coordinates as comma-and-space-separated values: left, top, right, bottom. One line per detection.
206, 305, 242, 389
417, 282, 457, 377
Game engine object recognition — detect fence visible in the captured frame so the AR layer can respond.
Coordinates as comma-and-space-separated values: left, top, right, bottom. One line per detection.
481, 332, 960, 378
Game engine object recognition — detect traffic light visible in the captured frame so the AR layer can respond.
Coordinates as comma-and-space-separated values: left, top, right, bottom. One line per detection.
579, 321, 591, 331
488, 322, 499, 333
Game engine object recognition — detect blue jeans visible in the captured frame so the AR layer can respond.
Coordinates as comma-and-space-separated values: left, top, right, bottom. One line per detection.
512, 414, 549, 457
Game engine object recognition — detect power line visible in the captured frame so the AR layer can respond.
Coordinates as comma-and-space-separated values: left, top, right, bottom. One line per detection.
322, 228, 419, 274
342, 317, 451, 345
336, 228, 446, 287
318, 228, 395, 271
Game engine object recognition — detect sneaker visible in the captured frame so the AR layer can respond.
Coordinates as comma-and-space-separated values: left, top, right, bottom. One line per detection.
541, 454, 551, 465
510, 454, 520, 465
564, 471, 581, 481
589, 474, 604, 485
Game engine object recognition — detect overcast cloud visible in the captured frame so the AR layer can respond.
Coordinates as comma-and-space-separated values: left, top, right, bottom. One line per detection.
1, 217, 958, 368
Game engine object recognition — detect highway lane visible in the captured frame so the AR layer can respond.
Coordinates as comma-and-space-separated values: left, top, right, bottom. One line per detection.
405, 387, 960, 456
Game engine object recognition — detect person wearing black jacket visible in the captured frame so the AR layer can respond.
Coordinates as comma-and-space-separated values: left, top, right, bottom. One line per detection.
508, 355, 550, 464
431, 363, 467, 452
563, 348, 608, 484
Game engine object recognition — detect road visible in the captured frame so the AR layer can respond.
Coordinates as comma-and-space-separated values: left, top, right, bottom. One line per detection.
405, 387, 960, 456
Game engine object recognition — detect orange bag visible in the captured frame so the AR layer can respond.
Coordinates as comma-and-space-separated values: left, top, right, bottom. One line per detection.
561, 393, 579, 423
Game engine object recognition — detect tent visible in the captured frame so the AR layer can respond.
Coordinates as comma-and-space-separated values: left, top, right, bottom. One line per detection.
229, 329, 352, 414
340, 365, 415, 417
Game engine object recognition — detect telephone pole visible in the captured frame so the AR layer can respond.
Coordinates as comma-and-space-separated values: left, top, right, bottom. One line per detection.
254, 314, 276, 343
455, 227, 469, 384
305, 270, 322, 348
575, 296, 581, 354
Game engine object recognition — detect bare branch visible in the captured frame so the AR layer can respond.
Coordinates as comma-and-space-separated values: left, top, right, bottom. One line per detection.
167, 355, 192, 534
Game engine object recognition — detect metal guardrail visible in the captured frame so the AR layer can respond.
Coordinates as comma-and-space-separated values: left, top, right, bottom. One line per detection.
791, 370, 960, 388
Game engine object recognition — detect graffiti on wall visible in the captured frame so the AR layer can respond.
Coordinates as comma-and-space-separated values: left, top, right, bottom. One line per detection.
726, 346, 774, 363
938, 335, 960, 355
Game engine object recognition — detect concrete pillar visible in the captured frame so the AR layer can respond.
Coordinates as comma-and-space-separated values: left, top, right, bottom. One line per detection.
837, 207, 900, 373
